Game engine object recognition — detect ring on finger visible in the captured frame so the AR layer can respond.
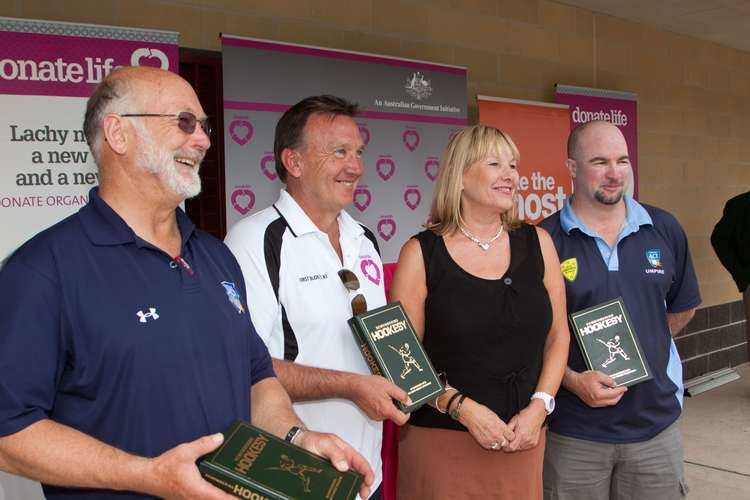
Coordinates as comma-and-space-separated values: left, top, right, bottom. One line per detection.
490, 442, 499, 450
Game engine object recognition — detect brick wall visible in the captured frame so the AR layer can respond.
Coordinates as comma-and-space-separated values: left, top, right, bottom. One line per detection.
677, 301, 747, 380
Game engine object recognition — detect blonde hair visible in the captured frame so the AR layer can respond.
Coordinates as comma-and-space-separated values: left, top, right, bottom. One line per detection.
428, 124, 521, 236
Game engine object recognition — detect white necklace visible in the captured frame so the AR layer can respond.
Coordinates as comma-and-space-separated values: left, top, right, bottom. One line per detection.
459, 224, 504, 251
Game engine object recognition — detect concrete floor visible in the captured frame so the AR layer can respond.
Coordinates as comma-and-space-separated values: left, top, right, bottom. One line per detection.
682, 362, 750, 499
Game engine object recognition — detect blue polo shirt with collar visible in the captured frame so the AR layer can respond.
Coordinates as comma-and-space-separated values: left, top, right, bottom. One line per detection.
539, 195, 701, 443
0, 187, 274, 499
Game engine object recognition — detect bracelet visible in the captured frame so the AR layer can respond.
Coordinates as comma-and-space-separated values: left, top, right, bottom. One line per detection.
449, 394, 467, 421
435, 387, 458, 414
444, 392, 463, 416
284, 425, 307, 445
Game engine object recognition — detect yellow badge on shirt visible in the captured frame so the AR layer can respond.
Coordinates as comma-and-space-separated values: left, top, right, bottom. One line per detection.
560, 258, 578, 282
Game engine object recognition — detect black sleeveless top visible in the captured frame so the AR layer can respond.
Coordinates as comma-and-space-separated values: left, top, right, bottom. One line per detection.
410, 224, 553, 431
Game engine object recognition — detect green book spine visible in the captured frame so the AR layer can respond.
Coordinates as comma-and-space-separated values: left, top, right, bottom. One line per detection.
198, 420, 362, 500
350, 318, 383, 378
348, 301, 445, 413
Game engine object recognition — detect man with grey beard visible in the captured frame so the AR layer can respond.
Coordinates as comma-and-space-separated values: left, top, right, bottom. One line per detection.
0, 67, 373, 500
539, 121, 700, 500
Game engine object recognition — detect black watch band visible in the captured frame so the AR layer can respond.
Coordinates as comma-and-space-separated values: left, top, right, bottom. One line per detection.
284, 425, 306, 444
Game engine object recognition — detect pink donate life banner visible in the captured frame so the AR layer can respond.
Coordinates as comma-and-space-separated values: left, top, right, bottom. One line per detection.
555, 84, 638, 199
0, 17, 178, 262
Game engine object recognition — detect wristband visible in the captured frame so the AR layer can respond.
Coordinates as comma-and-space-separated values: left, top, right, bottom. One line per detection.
284, 425, 307, 445
449, 394, 466, 420
442, 391, 462, 415
435, 388, 458, 413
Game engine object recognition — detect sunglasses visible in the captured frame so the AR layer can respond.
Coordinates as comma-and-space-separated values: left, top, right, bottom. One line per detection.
338, 268, 368, 316
120, 112, 212, 137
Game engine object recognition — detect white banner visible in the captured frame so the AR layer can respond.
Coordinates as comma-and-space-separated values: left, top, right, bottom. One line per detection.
221, 35, 468, 263
0, 17, 178, 262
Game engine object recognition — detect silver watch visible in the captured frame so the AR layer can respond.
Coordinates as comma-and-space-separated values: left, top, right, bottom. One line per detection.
531, 391, 555, 415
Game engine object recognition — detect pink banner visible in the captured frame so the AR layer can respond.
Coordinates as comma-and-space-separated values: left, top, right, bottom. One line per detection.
0, 23, 178, 97
555, 85, 638, 199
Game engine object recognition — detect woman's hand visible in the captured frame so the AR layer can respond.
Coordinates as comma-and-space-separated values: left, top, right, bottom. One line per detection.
457, 398, 515, 451
503, 399, 546, 452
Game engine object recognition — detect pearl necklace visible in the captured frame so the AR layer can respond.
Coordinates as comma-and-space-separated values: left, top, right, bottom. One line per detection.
459, 224, 504, 251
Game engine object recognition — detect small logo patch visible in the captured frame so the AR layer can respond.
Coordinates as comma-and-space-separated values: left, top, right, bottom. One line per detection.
221, 281, 245, 314
137, 307, 159, 323
561, 257, 578, 282
646, 249, 662, 268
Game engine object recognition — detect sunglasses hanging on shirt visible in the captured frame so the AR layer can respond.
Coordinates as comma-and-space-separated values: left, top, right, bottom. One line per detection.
338, 268, 368, 316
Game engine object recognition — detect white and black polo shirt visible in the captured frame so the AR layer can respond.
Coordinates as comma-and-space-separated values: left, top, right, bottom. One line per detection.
225, 189, 387, 492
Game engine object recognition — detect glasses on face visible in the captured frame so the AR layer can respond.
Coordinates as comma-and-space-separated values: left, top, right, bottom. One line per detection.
338, 268, 368, 316
120, 112, 212, 137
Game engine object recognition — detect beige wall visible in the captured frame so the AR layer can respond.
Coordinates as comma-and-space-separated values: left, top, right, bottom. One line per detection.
3, 0, 749, 306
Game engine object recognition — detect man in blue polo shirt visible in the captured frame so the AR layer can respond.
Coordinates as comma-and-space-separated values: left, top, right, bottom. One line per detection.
539, 121, 700, 500
0, 67, 372, 499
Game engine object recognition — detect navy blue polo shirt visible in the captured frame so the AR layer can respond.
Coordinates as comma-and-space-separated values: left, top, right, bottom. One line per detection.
539, 196, 701, 443
0, 188, 274, 499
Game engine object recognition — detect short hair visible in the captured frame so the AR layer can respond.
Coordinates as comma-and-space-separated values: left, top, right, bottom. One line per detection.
428, 124, 521, 236
273, 95, 359, 182
567, 119, 610, 160
83, 69, 132, 165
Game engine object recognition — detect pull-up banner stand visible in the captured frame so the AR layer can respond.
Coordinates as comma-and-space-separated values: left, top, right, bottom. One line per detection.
0, 17, 179, 263
555, 84, 638, 199
221, 35, 468, 263
478, 95, 571, 223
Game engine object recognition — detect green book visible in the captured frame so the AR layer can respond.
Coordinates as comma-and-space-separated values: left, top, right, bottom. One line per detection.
568, 297, 652, 387
198, 420, 362, 500
348, 301, 445, 413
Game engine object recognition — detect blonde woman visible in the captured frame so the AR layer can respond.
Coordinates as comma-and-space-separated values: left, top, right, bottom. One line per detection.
391, 125, 569, 499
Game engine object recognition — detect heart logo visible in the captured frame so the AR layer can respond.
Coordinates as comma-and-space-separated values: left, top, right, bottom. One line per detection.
376, 158, 396, 181
424, 159, 439, 181
360, 258, 381, 286
130, 48, 169, 70
402, 130, 420, 152
230, 187, 255, 215
404, 187, 421, 210
353, 187, 372, 212
229, 119, 253, 146
377, 217, 397, 241
358, 124, 371, 146
260, 154, 277, 181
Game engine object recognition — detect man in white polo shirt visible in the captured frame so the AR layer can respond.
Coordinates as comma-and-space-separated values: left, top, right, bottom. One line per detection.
225, 95, 410, 499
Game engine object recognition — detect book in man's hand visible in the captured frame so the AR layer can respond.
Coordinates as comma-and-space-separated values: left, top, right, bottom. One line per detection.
568, 297, 652, 387
198, 420, 363, 500
348, 301, 445, 413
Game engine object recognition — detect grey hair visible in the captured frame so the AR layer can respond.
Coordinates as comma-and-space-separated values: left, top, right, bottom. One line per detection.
83, 69, 133, 165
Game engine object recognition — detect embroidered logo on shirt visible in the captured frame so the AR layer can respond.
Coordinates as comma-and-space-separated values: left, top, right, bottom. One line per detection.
298, 273, 328, 283
136, 307, 159, 323
645, 249, 665, 275
221, 281, 245, 314
560, 257, 578, 282
646, 249, 662, 268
